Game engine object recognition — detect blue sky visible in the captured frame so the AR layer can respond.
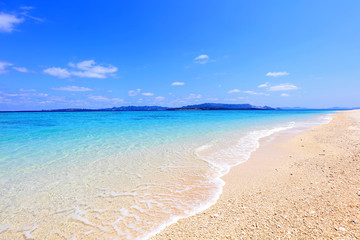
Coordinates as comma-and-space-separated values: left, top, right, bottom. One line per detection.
0, 0, 359, 110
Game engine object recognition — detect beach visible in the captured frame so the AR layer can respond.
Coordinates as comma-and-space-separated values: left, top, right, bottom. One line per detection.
152, 110, 360, 239
0, 110, 356, 239
2, 1, 359, 239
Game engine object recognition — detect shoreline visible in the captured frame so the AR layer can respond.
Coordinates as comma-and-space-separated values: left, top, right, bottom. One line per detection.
145, 112, 330, 239
151, 110, 360, 239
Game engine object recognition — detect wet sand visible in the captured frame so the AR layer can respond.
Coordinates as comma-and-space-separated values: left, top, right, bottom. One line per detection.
152, 110, 360, 239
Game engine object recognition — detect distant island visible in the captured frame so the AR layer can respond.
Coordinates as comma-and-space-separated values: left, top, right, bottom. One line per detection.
168, 103, 274, 110
0, 103, 358, 112
0, 103, 274, 112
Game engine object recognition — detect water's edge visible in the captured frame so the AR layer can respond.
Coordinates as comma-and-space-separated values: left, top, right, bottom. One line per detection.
144, 113, 334, 239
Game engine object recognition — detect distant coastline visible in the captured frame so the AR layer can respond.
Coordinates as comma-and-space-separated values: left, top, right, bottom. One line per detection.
0, 103, 358, 113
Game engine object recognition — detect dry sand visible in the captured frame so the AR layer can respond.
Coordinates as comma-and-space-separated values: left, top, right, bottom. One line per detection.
152, 110, 360, 239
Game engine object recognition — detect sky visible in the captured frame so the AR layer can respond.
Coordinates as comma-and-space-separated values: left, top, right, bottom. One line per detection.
0, 0, 360, 110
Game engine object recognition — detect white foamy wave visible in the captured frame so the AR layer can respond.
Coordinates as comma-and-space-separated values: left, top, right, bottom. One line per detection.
144, 122, 297, 240
196, 122, 296, 175
300, 114, 332, 127
23, 224, 37, 240
0, 224, 10, 234
319, 114, 333, 124
142, 178, 224, 240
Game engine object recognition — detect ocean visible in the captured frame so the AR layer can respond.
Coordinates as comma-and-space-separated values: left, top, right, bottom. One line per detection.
0, 110, 333, 239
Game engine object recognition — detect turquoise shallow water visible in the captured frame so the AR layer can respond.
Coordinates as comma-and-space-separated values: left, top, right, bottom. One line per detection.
0, 110, 333, 239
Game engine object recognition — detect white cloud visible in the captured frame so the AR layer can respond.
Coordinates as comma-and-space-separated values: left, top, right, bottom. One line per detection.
185, 93, 202, 99
33, 93, 48, 97
0, 90, 48, 99
0, 61, 13, 74
0, 7, 41, 33
0, 13, 24, 33
266, 71, 289, 77
142, 92, 154, 96
0, 62, 29, 74
20, 6, 35, 11
205, 97, 219, 101
155, 96, 165, 101
49, 96, 65, 102
243, 90, 269, 96
44, 67, 71, 78
19, 88, 36, 92
44, 60, 118, 79
194, 54, 209, 64
172, 82, 185, 86
268, 83, 299, 91
128, 89, 141, 96
0, 91, 24, 97
20, 10, 43, 23
227, 89, 240, 94
258, 82, 270, 88
224, 98, 237, 102
13, 66, 28, 73
39, 100, 52, 104
88, 95, 109, 101
52, 86, 93, 92
88, 95, 124, 103
70, 60, 117, 78
281, 93, 290, 97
